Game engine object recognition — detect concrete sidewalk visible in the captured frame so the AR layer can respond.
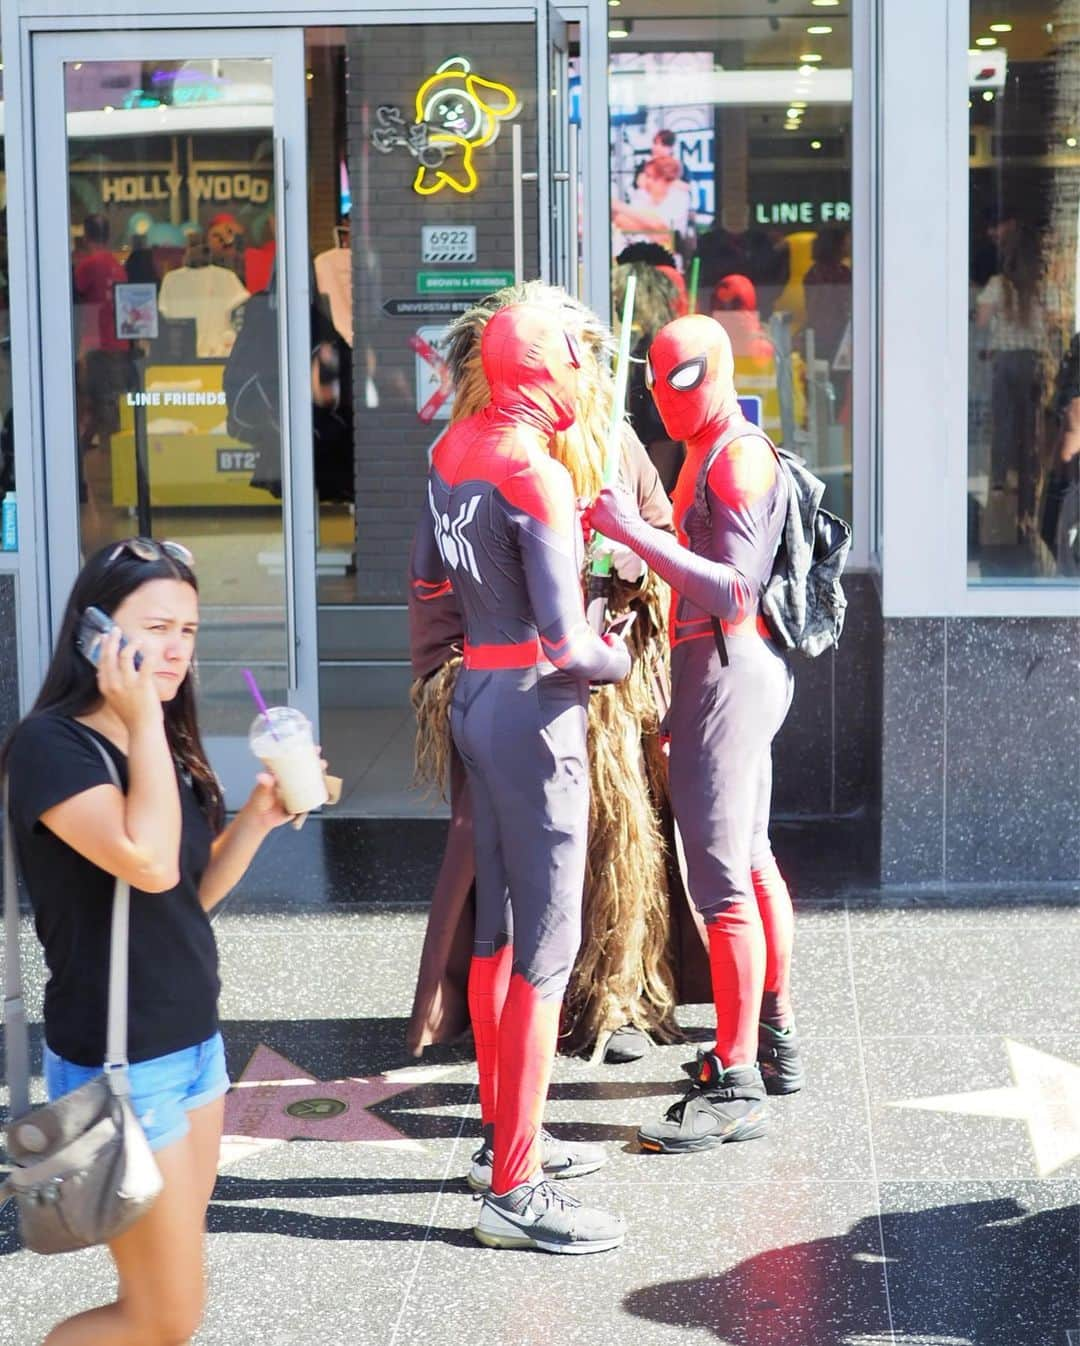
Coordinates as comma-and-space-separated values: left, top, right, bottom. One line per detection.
1, 822, 1078, 1346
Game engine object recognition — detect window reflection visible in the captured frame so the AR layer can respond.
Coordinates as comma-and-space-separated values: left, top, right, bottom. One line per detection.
604, 7, 854, 518
969, 3, 1080, 581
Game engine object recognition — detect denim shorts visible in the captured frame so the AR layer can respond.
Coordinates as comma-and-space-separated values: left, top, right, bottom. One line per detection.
43, 1032, 229, 1153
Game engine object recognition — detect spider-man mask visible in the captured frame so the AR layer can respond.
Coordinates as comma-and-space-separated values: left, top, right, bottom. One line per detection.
481, 302, 581, 434
646, 314, 738, 448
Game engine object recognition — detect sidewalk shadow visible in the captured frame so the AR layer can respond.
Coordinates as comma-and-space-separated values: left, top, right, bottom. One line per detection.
623, 1196, 1079, 1345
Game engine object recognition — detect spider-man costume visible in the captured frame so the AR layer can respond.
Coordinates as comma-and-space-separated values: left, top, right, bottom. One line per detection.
590, 315, 798, 1144
412, 303, 630, 1195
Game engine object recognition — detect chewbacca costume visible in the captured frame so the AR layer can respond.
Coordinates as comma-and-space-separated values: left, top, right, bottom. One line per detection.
407, 282, 709, 1061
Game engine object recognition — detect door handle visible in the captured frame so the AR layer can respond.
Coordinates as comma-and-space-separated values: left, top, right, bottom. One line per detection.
511, 124, 538, 284
568, 122, 581, 299
273, 133, 298, 691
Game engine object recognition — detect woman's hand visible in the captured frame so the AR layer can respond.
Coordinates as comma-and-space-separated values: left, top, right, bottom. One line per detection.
239, 749, 329, 833
96, 627, 161, 730
587, 486, 645, 547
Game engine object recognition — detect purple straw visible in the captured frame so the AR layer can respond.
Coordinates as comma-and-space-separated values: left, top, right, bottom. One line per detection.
242, 668, 280, 740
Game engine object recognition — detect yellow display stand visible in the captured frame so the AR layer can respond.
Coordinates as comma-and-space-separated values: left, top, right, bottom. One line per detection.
111, 363, 272, 508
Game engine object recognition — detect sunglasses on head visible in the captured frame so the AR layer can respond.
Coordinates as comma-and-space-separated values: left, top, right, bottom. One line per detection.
107, 537, 195, 569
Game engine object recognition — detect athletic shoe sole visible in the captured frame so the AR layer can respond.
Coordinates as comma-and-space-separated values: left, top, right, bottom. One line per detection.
465, 1156, 605, 1193
637, 1109, 769, 1154
473, 1220, 625, 1254
761, 1073, 803, 1097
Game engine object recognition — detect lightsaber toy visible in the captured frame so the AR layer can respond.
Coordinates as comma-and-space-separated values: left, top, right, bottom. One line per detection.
586, 273, 636, 633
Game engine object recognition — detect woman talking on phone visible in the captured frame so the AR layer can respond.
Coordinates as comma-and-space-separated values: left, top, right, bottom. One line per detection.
4, 538, 299, 1346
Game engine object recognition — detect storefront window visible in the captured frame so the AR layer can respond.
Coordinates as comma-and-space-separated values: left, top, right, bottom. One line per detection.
969, 2, 1080, 582
605, 4, 853, 518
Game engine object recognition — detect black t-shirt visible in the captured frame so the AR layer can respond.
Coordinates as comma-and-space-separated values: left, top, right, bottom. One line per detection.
7, 714, 219, 1067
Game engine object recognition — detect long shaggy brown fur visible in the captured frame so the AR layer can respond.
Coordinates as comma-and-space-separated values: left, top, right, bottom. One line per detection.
411, 658, 462, 802
434, 281, 681, 1054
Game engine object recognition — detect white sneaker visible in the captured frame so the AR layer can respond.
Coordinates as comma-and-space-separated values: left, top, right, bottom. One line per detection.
473, 1175, 626, 1254
466, 1128, 607, 1192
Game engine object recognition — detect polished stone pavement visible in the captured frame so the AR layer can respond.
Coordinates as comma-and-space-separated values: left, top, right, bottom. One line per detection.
1, 820, 1078, 1346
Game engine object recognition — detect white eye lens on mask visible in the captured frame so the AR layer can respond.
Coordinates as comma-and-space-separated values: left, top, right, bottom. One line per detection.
644, 357, 655, 391
667, 356, 707, 392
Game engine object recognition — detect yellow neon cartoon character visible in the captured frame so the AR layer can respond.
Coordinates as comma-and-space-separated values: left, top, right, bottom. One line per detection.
413, 57, 520, 196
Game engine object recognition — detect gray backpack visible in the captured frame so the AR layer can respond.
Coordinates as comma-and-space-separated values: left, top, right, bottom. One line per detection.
699, 424, 851, 660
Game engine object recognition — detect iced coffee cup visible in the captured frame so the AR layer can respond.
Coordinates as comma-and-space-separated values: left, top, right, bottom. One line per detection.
248, 707, 328, 815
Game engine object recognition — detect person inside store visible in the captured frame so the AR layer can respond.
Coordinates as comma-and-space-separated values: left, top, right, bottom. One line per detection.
1041, 331, 1080, 576
407, 279, 710, 1076
587, 314, 802, 1155
975, 222, 1048, 544
4, 538, 310, 1344
411, 302, 633, 1254
73, 214, 133, 495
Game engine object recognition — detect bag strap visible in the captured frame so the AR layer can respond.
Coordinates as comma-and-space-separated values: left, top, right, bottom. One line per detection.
696, 419, 778, 671
4, 727, 132, 1119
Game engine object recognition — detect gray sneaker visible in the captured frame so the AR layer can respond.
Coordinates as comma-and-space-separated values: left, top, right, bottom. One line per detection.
473, 1176, 626, 1254
466, 1128, 607, 1192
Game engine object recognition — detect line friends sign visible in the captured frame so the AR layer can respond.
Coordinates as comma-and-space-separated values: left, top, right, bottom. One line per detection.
371, 56, 520, 197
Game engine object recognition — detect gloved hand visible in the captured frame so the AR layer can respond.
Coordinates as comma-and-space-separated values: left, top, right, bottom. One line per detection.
586, 486, 645, 547
599, 632, 632, 683
611, 543, 647, 583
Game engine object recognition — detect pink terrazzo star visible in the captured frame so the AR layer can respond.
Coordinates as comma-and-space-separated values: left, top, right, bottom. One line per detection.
223, 1045, 417, 1144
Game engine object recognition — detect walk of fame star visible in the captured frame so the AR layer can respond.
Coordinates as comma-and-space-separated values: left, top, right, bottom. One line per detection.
890, 1039, 1080, 1176
219, 1045, 445, 1169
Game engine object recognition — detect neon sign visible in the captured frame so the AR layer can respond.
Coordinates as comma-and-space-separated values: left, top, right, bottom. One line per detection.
370, 57, 520, 197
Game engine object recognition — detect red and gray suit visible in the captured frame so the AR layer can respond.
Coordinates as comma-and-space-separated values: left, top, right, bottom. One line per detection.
590, 314, 796, 1070
412, 303, 629, 1194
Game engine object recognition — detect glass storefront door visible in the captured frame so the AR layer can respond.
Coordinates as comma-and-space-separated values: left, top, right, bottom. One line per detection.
28, 11, 592, 814
32, 29, 317, 802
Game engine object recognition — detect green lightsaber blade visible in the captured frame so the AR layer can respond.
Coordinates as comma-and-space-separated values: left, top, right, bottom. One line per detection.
586, 274, 637, 630
590, 273, 638, 578
688, 255, 701, 312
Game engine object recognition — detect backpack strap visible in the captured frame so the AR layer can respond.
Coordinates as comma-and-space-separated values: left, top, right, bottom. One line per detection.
694, 418, 780, 669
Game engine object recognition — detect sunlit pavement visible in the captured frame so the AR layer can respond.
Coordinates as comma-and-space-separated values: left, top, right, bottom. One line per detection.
2, 819, 1078, 1346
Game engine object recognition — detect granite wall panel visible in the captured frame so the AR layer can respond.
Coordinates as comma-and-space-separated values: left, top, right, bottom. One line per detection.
880, 614, 1080, 886
880, 618, 947, 885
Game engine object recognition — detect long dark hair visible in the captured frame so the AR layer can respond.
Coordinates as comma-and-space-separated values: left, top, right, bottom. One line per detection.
4, 540, 225, 831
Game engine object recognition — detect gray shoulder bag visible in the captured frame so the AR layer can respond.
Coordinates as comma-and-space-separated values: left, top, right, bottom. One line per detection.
1, 732, 163, 1254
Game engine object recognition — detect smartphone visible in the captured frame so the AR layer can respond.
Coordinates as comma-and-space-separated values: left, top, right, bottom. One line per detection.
604, 611, 637, 641
75, 606, 142, 670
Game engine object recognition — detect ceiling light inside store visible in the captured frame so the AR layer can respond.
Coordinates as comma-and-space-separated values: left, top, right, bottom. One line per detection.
807, 26, 833, 35
982, 90, 995, 101
787, 107, 802, 119
811, 0, 840, 6
1068, 137, 1078, 148
811, 140, 823, 150
784, 121, 799, 130
975, 37, 997, 46
800, 54, 823, 62
609, 19, 629, 38
791, 101, 808, 108
798, 65, 818, 75
989, 23, 1012, 33
608, 0, 620, 7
